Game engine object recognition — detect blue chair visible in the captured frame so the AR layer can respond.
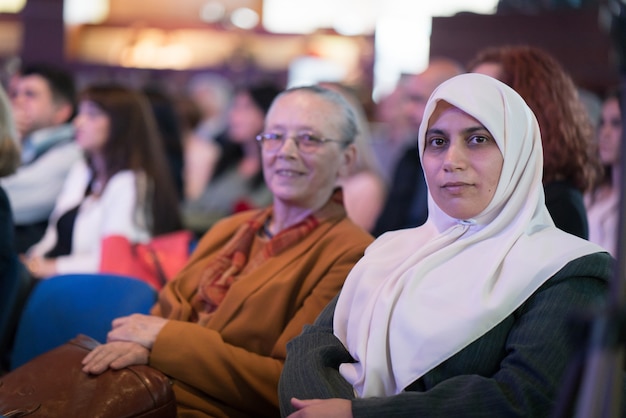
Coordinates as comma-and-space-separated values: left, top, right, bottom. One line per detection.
9, 273, 157, 370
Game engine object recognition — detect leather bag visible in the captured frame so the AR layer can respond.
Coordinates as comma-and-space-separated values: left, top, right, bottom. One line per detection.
0, 334, 176, 417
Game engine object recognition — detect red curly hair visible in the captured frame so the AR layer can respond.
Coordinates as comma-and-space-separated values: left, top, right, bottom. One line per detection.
468, 45, 601, 192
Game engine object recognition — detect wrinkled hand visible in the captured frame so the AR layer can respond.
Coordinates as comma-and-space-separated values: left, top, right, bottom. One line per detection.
287, 398, 353, 418
106, 314, 168, 349
81, 341, 149, 375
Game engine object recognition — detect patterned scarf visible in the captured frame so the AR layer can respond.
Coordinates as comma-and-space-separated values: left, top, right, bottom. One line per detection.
191, 188, 345, 321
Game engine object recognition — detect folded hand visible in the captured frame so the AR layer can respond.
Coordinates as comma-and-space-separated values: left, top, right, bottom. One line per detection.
81, 341, 149, 375
288, 398, 352, 418
107, 313, 168, 349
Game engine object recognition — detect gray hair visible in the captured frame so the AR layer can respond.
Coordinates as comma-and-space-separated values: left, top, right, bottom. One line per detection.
274, 85, 358, 145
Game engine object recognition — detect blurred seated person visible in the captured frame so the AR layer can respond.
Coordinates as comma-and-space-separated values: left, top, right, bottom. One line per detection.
143, 85, 185, 200
370, 74, 420, 185
585, 89, 622, 256
320, 81, 386, 232
469, 45, 602, 239
372, 57, 464, 236
2, 63, 81, 253
182, 83, 281, 236
182, 74, 232, 201
23, 85, 182, 279
0, 84, 21, 278
186, 72, 233, 143
279, 73, 616, 418
81, 85, 374, 417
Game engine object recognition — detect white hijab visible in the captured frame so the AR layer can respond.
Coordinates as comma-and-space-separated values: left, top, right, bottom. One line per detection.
334, 73, 604, 398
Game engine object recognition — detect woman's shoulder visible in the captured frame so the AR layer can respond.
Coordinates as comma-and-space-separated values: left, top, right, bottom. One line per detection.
551, 252, 613, 284
522, 252, 613, 317
61, 158, 90, 189
66, 158, 89, 175
100, 170, 145, 201
329, 214, 375, 242
109, 169, 139, 182
104, 170, 144, 191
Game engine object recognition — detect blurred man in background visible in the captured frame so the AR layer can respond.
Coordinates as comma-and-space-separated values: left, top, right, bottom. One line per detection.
372, 57, 464, 236
2, 63, 81, 253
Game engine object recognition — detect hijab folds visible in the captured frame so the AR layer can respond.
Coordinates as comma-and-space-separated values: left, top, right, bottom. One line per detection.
334, 73, 604, 398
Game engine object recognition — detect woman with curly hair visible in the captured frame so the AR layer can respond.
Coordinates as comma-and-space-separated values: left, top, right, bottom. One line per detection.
468, 45, 602, 238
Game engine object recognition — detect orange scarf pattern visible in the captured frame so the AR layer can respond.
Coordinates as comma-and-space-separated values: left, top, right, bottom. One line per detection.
191, 189, 345, 320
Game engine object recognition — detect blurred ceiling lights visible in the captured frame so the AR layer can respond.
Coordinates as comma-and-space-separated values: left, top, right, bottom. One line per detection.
263, 0, 379, 35
118, 28, 193, 69
64, 0, 109, 25
228, 7, 260, 29
197, 0, 259, 29
199, 1, 226, 23
63, 0, 261, 30
0, 0, 26, 13
61, 0, 499, 96
1, 0, 499, 96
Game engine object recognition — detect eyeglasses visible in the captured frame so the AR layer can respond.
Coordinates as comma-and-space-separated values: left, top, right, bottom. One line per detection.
255, 132, 348, 154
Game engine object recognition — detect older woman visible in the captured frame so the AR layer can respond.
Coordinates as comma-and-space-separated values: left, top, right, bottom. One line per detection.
279, 74, 613, 417
81, 85, 374, 417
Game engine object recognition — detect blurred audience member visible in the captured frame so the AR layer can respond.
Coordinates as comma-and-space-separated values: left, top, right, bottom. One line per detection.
2, 63, 81, 253
0, 84, 21, 277
23, 85, 182, 279
585, 89, 622, 256
183, 73, 233, 201
372, 57, 464, 236
578, 88, 603, 131
182, 82, 281, 236
320, 81, 386, 232
143, 85, 185, 200
187, 72, 233, 142
469, 45, 602, 239
173, 92, 202, 148
370, 74, 419, 185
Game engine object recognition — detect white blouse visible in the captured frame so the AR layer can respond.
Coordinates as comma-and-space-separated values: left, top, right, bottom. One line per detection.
28, 159, 151, 274
586, 190, 619, 256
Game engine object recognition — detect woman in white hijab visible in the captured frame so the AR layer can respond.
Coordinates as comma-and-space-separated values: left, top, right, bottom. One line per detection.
278, 73, 613, 417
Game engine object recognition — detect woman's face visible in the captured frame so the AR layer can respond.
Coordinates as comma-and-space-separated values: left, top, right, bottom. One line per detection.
73, 100, 110, 154
597, 96, 622, 166
227, 91, 266, 143
423, 102, 503, 220
261, 91, 355, 210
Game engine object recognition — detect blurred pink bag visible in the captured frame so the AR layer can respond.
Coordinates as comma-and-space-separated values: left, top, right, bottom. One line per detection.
99, 231, 193, 290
